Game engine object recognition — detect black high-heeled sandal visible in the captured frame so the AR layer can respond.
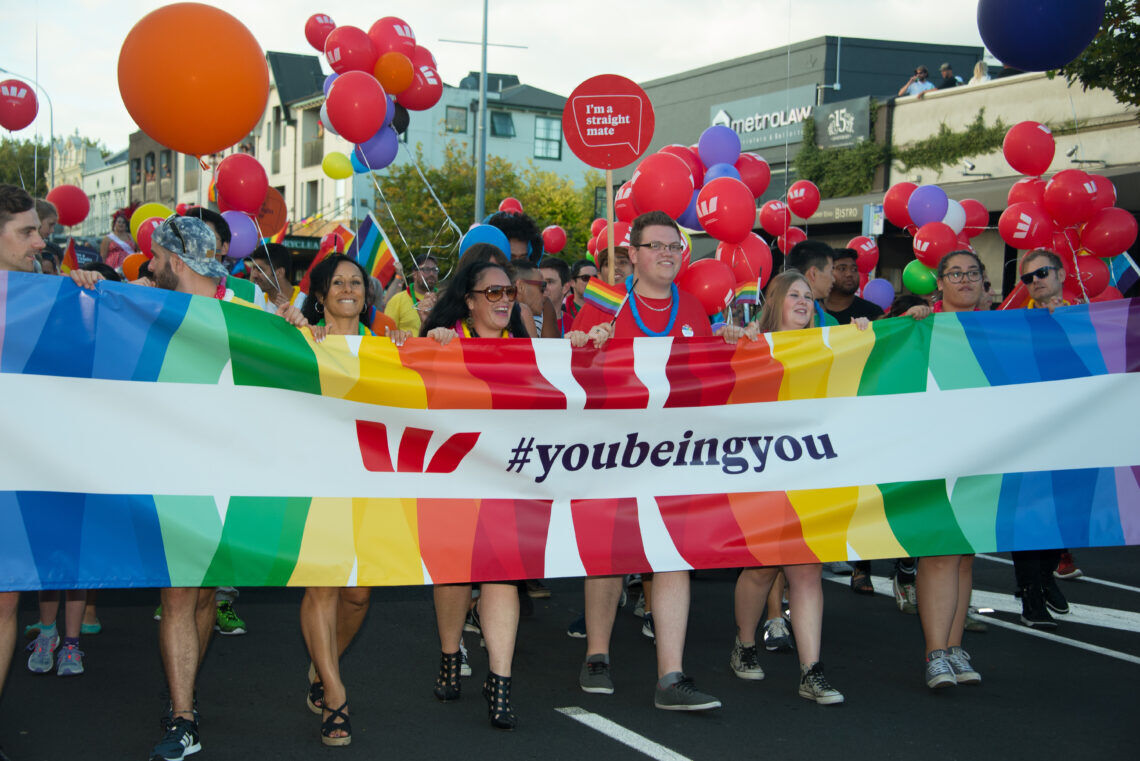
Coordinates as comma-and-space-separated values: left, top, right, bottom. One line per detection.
434, 650, 462, 701
321, 700, 351, 747
482, 672, 516, 730
306, 663, 324, 715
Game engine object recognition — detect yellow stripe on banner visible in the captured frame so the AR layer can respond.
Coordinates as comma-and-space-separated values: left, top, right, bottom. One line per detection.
846, 485, 909, 560
771, 329, 833, 401
288, 498, 356, 586
306, 334, 361, 400
787, 487, 859, 562
352, 498, 425, 585
346, 338, 428, 408
825, 323, 875, 398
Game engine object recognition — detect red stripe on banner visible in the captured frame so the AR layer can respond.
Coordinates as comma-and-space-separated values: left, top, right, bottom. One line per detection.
664, 339, 738, 408
404, 341, 494, 410
727, 340, 784, 404
514, 499, 553, 580
570, 341, 650, 409
355, 421, 394, 472
460, 340, 566, 409
471, 499, 529, 581
417, 499, 479, 584
726, 491, 818, 566
656, 493, 764, 568
571, 498, 649, 576
426, 432, 482, 473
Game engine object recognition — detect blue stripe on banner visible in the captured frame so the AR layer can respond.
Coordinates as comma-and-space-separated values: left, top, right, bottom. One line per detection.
0, 275, 65, 375
18, 491, 86, 588
132, 291, 190, 382
1086, 467, 1125, 547
23, 280, 97, 379
79, 493, 171, 588
1010, 471, 1064, 549
1053, 305, 1108, 377
1050, 468, 1098, 549
1026, 306, 1095, 382
93, 282, 176, 381
0, 492, 40, 590
959, 309, 1042, 387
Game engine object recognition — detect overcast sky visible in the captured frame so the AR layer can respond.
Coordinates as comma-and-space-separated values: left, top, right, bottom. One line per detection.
4, 0, 988, 152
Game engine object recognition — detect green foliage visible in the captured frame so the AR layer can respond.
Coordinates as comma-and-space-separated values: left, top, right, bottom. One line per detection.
0, 137, 50, 197
1057, 0, 1140, 109
892, 110, 1007, 172
793, 117, 889, 198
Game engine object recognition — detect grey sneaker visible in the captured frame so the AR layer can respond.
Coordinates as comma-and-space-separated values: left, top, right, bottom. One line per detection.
824, 561, 853, 575
729, 638, 765, 680
579, 655, 614, 695
654, 675, 721, 711
459, 641, 472, 677
798, 663, 844, 705
56, 643, 85, 676
762, 617, 794, 652
27, 630, 59, 674
925, 649, 956, 689
945, 646, 981, 685
641, 612, 655, 641
633, 592, 646, 619
893, 575, 918, 614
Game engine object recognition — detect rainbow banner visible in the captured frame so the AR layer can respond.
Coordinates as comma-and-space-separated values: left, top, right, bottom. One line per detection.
348, 212, 398, 288
0, 271, 1138, 591
583, 277, 626, 315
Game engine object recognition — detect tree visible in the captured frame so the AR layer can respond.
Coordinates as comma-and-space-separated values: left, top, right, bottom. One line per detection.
1058, 0, 1140, 109
0, 137, 50, 197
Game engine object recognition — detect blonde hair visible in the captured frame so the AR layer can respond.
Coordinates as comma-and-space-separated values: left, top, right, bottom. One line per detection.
755, 270, 814, 333
973, 61, 988, 80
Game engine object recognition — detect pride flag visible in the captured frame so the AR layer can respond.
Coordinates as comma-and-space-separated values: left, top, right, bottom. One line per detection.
735, 281, 759, 304
298, 223, 354, 295
347, 213, 398, 288
59, 237, 78, 274
583, 277, 627, 316
268, 224, 287, 244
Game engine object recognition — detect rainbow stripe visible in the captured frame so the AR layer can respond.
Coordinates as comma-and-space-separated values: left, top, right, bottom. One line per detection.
734, 281, 759, 304
348, 213, 398, 287
59, 237, 78, 275
583, 277, 626, 316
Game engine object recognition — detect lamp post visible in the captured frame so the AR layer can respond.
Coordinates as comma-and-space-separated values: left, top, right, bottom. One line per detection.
0, 66, 54, 191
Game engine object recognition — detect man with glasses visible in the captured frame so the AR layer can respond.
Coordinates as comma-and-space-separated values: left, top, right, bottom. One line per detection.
564, 259, 598, 333
899, 65, 935, 97
1021, 249, 1069, 311
384, 254, 439, 334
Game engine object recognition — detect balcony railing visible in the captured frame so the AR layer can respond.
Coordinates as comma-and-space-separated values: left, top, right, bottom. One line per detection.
301, 140, 324, 168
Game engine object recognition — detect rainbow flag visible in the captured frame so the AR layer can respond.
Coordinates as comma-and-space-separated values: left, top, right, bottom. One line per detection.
583, 277, 627, 316
298, 224, 354, 295
268, 224, 287, 244
347, 213, 398, 287
734, 281, 759, 304
1110, 253, 1139, 295
59, 237, 78, 275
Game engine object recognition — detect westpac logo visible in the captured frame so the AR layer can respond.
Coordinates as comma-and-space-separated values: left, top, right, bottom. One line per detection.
420, 66, 439, 85
788, 186, 808, 202
356, 420, 480, 474
394, 24, 414, 39
696, 196, 718, 217
1013, 212, 1035, 240
914, 238, 931, 252
326, 47, 342, 65
857, 240, 876, 253
314, 14, 333, 24
1, 84, 28, 99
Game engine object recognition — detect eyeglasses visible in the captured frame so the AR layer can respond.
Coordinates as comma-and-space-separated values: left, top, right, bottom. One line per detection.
635, 241, 685, 254
942, 269, 982, 283
417, 266, 440, 275
520, 278, 546, 292
162, 216, 187, 254
470, 285, 517, 302
576, 274, 595, 283
1020, 265, 1061, 285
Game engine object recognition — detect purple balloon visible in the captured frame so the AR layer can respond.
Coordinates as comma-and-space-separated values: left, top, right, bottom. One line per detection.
323, 73, 339, 97
677, 189, 703, 231
382, 95, 396, 128
697, 125, 741, 169
221, 210, 258, 260
353, 126, 399, 170
703, 162, 741, 184
907, 185, 949, 228
862, 277, 895, 311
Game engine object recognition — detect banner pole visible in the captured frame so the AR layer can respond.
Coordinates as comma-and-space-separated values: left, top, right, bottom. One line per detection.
606, 169, 615, 285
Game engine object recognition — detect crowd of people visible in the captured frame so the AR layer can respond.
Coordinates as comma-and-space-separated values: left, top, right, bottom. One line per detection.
0, 182, 1091, 761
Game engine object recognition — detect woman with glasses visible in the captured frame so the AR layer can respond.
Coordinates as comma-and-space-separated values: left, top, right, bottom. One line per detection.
419, 260, 529, 730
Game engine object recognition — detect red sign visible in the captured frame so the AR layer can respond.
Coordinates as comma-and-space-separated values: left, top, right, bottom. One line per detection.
562, 75, 654, 170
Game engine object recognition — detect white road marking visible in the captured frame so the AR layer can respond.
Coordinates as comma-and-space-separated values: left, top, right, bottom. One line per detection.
975, 553, 1140, 595
556, 707, 694, 761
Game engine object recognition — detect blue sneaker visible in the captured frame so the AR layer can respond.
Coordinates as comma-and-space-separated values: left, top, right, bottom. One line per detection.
27, 630, 59, 674
56, 642, 85, 676
150, 716, 201, 761
566, 612, 586, 638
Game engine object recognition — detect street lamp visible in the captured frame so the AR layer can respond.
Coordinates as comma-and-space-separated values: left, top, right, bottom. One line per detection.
0, 66, 54, 190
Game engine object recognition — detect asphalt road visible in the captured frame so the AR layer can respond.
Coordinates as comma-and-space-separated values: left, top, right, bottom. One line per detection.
2, 547, 1137, 761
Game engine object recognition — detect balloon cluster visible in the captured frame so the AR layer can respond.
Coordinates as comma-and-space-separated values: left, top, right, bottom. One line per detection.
996, 121, 1135, 302
307, 13, 441, 178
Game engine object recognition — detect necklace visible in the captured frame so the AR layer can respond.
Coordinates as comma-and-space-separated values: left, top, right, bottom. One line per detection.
627, 276, 679, 337
635, 292, 672, 312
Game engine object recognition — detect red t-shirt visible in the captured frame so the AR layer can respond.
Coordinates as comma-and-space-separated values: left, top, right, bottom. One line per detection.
571, 288, 712, 338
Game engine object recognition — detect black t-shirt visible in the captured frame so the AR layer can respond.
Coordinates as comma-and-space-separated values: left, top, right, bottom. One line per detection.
826, 296, 884, 324
937, 75, 960, 90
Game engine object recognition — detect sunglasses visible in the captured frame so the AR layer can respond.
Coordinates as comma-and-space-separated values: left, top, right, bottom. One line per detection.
575, 274, 595, 283
470, 285, 517, 302
520, 278, 546, 292
1020, 265, 1061, 285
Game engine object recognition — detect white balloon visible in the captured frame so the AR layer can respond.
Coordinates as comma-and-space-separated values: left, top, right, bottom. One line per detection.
942, 199, 966, 235
320, 103, 338, 136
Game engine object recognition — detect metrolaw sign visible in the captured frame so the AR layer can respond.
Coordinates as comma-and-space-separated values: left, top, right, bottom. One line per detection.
709, 85, 817, 150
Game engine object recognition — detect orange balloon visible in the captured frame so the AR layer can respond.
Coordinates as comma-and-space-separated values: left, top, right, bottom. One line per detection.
122, 253, 148, 281
256, 187, 288, 237
118, 3, 269, 156
374, 51, 414, 95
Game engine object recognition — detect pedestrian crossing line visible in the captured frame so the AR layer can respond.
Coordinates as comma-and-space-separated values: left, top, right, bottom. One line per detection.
975, 553, 1140, 595
556, 707, 694, 761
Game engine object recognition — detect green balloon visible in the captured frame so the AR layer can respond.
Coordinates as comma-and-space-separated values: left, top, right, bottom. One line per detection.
903, 259, 937, 295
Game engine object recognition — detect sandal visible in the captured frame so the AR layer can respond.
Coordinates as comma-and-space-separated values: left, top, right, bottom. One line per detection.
306, 663, 324, 714
321, 700, 351, 747
482, 672, 516, 730
851, 570, 875, 595
434, 650, 462, 701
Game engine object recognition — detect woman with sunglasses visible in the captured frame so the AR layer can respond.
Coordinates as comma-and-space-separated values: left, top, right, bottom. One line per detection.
419, 260, 528, 730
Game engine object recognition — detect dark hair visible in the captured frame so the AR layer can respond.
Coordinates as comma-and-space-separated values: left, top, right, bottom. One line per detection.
456, 242, 511, 276
138, 259, 152, 279
249, 242, 294, 282
184, 206, 231, 245
887, 294, 928, 317
538, 256, 570, 286
512, 260, 539, 280
786, 240, 833, 274
35, 199, 57, 222
487, 211, 541, 261
630, 210, 680, 247
832, 247, 857, 263
570, 258, 596, 279
414, 254, 437, 268
301, 254, 372, 325
0, 184, 35, 232
82, 261, 122, 282
420, 261, 528, 338
1021, 248, 1063, 273
936, 249, 982, 279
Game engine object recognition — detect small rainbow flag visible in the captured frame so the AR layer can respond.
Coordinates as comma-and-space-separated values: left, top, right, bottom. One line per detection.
59, 237, 78, 275
583, 277, 627, 316
268, 224, 287, 244
734, 281, 759, 304
298, 224, 354, 295
347, 213, 398, 288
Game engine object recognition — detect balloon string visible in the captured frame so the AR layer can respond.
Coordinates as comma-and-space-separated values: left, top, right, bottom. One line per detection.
249, 216, 282, 297
399, 141, 464, 241
357, 148, 422, 283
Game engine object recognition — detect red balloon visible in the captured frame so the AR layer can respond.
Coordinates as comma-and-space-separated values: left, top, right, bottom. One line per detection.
0, 79, 38, 131
304, 14, 336, 52
786, 180, 821, 219
1087, 174, 1117, 213
777, 227, 807, 254
677, 258, 736, 316
368, 17, 416, 57
659, 145, 705, 189
45, 184, 89, 227
912, 222, 958, 268
735, 153, 771, 198
998, 202, 1053, 250
1091, 285, 1123, 303
630, 152, 694, 219
905, 223, 918, 237
758, 200, 791, 237
324, 26, 376, 75
883, 182, 917, 230
676, 247, 691, 280
847, 236, 879, 274
410, 45, 437, 70
1044, 169, 1096, 228
596, 221, 631, 252
396, 65, 443, 111
1080, 207, 1138, 258
1064, 255, 1109, 299
1051, 228, 1080, 257
614, 182, 638, 223
716, 233, 773, 288
587, 236, 598, 256
136, 217, 163, 259
696, 177, 756, 244
1007, 177, 1046, 208
214, 153, 268, 215
1003, 121, 1055, 177
175, 202, 188, 216
498, 197, 523, 214
959, 199, 989, 238
542, 225, 567, 254
589, 218, 607, 237
325, 71, 387, 144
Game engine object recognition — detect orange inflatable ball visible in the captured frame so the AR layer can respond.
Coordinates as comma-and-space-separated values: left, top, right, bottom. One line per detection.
118, 3, 269, 156
122, 252, 149, 281
374, 52, 414, 95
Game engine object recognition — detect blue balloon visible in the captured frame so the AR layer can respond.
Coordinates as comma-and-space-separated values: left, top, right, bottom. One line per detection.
353, 127, 399, 171
978, 0, 1105, 72
703, 162, 741, 184
460, 224, 511, 259
907, 185, 948, 228
677, 189, 703, 231
862, 278, 895, 312
697, 125, 741, 169
351, 151, 369, 174
323, 73, 339, 97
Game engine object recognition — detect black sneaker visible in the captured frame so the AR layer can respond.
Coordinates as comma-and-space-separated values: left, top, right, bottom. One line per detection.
1041, 576, 1070, 614
150, 716, 200, 761
653, 675, 721, 711
1019, 585, 1057, 629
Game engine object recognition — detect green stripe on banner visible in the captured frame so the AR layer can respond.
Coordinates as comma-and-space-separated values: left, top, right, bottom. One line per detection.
154, 496, 225, 586
948, 474, 1002, 551
221, 303, 321, 395
928, 314, 990, 391
858, 317, 932, 396
879, 479, 972, 556
158, 298, 231, 384
202, 497, 310, 586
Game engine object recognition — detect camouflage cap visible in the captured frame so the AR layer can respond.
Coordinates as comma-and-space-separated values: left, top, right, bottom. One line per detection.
152, 216, 228, 280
